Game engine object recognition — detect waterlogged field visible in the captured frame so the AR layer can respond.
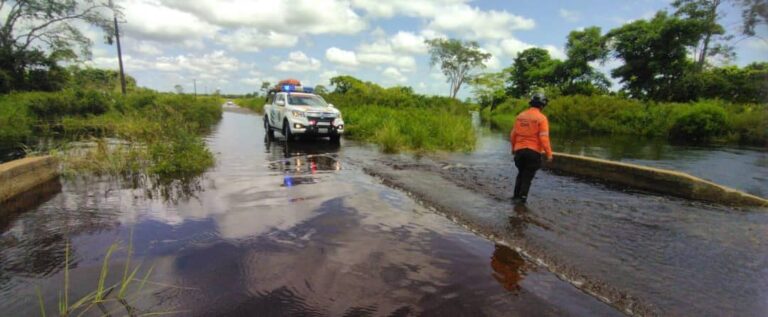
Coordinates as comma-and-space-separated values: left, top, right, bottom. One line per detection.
0, 90, 222, 178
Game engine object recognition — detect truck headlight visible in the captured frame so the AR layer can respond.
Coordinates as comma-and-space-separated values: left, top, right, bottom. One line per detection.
291, 111, 305, 118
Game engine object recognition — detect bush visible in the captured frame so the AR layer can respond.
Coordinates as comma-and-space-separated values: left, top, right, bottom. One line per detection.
0, 94, 34, 142
26, 90, 110, 119
669, 102, 728, 142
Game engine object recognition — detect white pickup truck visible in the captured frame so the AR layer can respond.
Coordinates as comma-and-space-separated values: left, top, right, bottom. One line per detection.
263, 89, 344, 143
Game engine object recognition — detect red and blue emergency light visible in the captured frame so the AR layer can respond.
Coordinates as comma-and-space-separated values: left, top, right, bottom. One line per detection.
276, 79, 315, 93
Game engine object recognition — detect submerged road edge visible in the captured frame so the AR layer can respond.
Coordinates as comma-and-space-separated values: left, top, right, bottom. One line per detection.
548, 152, 768, 207
360, 162, 658, 317
0, 156, 59, 203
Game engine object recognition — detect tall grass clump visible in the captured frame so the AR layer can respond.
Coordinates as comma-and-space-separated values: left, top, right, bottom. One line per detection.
314, 75, 477, 153
234, 97, 266, 113
341, 105, 475, 153
54, 92, 222, 178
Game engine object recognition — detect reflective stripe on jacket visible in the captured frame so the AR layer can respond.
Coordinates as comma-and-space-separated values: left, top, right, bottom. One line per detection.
509, 107, 553, 159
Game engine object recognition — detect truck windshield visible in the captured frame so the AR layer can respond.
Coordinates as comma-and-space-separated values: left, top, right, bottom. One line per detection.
288, 95, 327, 107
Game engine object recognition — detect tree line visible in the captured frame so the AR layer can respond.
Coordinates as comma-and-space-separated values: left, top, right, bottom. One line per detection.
450, 0, 768, 107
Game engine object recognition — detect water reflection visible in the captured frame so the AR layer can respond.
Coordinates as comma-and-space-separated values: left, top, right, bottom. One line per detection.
264, 135, 342, 187
490, 244, 527, 293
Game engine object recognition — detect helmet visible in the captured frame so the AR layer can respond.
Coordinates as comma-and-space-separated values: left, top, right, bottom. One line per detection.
529, 93, 548, 108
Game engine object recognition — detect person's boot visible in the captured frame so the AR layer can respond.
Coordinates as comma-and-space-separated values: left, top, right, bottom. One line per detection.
512, 196, 526, 204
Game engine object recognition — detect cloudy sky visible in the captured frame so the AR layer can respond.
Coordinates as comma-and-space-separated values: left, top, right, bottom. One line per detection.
82, 0, 767, 97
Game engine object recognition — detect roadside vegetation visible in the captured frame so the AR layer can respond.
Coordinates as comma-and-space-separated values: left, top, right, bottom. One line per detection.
323, 76, 476, 153
233, 97, 266, 114
0, 68, 223, 178
483, 96, 766, 145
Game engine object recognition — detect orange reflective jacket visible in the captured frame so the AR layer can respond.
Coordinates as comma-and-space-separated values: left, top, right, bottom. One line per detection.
509, 107, 553, 159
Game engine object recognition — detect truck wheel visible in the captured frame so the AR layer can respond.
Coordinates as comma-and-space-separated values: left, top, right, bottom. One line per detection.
330, 134, 341, 144
283, 121, 294, 142
264, 117, 274, 139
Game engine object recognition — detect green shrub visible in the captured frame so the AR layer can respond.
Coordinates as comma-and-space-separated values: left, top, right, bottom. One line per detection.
25, 90, 110, 119
0, 94, 34, 142
726, 104, 767, 146
669, 102, 728, 142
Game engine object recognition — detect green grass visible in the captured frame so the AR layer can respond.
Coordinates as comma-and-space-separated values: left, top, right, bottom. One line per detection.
340, 105, 476, 153
234, 97, 266, 113
1, 90, 222, 179
36, 233, 186, 317
483, 95, 767, 146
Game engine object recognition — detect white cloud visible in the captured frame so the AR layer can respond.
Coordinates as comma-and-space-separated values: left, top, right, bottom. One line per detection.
500, 38, 534, 57
390, 31, 427, 54
160, 0, 366, 35
154, 51, 243, 79
544, 45, 567, 60
351, 0, 468, 18
351, 39, 418, 71
122, 38, 164, 56
498, 39, 566, 60
275, 51, 322, 72
382, 67, 407, 82
479, 46, 501, 70
119, 0, 219, 42
240, 78, 263, 86
744, 38, 768, 53
325, 47, 359, 67
319, 70, 340, 85
559, 9, 581, 22
216, 29, 298, 52
427, 5, 535, 40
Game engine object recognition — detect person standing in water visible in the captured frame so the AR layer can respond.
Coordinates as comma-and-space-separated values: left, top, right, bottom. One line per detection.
510, 93, 553, 204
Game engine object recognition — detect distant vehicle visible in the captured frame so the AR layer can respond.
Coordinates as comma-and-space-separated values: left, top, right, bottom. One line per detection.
226, 100, 234, 105
263, 79, 343, 143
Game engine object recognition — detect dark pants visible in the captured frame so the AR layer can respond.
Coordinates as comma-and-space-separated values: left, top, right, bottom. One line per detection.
513, 149, 542, 200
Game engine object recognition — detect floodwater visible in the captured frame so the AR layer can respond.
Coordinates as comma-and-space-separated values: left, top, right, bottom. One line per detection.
477, 128, 768, 197
0, 109, 620, 316
386, 126, 768, 316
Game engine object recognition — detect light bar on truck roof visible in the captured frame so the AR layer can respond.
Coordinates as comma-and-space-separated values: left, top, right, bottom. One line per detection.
277, 84, 315, 93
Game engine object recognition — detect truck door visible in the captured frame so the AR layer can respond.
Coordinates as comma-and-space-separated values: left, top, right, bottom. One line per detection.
274, 93, 286, 127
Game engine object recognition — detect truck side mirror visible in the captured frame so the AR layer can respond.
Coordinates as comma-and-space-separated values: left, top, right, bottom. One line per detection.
328, 103, 335, 108
276, 100, 285, 106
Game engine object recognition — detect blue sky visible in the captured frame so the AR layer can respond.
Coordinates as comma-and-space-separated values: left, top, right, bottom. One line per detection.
75, 0, 767, 97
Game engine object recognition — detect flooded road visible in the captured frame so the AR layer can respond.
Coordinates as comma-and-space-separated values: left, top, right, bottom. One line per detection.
369, 127, 768, 316
0, 109, 619, 316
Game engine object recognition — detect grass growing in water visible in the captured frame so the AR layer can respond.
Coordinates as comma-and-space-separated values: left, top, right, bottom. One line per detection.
233, 97, 266, 113
2, 90, 223, 178
36, 231, 188, 317
340, 105, 476, 153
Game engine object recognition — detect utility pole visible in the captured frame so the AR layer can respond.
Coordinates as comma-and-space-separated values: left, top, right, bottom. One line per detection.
193, 79, 197, 98
110, 0, 127, 95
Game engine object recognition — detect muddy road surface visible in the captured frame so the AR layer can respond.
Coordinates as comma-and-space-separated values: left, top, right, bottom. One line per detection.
1, 109, 621, 316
